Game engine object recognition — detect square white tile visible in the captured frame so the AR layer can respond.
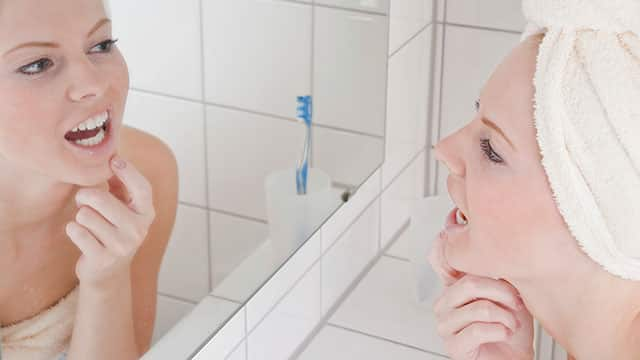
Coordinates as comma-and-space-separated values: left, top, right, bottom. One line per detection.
110, 0, 202, 100
389, 0, 434, 55
209, 212, 269, 289
329, 256, 448, 356
202, 0, 312, 119
123, 90, 206, 207
152, 295, 196, 346
298, 325, 447, 360
157, 204, 210, 302
382, 26, 432, 188
247, 263, 322, 360
312, 127, 384, 188
246, 231, 321, 332
445, 0, 526, 32
386, 224, 410, 260
144, 297, 240, 360
322, 198, 380, 315
192, 304, 246, 360
321, 168, 380, 252
381, 150, 426, 248
315, 0, 390, 14
314, 7, 388, 137
435, 27, 521, 195
206, 105, 305, 221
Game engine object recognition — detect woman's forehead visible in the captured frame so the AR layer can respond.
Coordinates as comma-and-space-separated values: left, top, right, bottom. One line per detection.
479, 37, 541, 146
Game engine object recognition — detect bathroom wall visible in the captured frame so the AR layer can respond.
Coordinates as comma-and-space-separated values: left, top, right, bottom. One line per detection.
109, 0, 387, 345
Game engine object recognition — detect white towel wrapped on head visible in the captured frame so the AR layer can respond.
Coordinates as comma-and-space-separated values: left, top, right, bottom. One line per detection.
520, 0, 640, 280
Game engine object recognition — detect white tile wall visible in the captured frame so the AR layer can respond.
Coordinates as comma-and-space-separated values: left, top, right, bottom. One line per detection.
382, 27, 432, 188
321, 168, 381, 252
192, 305, 246, 360
152, 295, 195, 345
389, 0, 434, 55
143, 296, 240, 360
247, 263, 322, 359
381, 150, 426, 248
298, 325, 445, 359
445, 0, 526, 32
246, 231, 321, 331
312, 127, 383, 188
206, 105, 304, 221
209, 212, 269, 289
122, 91, 207, 207
157, 204, 210, 302
322, 198, 380, 315
329, 256, 447, 355
202, 0, 312, 119
110, 0, 202, 100
313, 7, 388, 137
315, 0, 390, 14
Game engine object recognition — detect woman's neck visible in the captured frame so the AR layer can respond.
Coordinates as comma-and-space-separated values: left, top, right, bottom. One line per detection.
0, 170, 81, 260
513, 263, 640, 360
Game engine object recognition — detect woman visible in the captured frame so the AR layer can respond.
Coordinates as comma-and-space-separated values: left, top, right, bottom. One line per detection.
428, 0, 640, 359
0, 0, 179, 359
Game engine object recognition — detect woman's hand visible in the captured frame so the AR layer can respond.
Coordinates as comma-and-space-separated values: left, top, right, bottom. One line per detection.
433, 273, 535, 360
65, 155, 156, 289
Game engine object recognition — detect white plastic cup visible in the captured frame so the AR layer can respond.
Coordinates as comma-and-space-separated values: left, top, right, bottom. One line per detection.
265, 168, 341, 259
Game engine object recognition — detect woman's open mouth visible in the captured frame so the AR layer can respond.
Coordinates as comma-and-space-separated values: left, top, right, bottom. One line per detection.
63, 109, 116, 157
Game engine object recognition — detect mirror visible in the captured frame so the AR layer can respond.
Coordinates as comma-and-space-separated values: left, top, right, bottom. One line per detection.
0, 0, 387, 359
109, 0, 389, 356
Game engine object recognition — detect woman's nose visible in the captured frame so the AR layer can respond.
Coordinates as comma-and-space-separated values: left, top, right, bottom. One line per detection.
432, 136, 464, 177
66, 59, 108, 102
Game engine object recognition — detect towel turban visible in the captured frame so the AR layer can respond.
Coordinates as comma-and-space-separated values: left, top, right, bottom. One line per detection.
520, 0, 640, 280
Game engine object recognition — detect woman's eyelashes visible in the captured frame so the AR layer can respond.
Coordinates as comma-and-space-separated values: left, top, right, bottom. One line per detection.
480, 138, 504, 164
17, 38, 119, 76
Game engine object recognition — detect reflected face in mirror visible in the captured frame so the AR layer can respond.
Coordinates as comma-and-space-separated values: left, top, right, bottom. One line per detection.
0, 0, 128, 185
433, 33, 580, 282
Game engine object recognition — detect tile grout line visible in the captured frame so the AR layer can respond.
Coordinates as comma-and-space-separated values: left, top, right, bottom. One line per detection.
382, 253, 410, 262
424, 0, 439, 198
197, 0, 213, 296
128, 87, 384, 140
156, 291, 198, 305
434, 1, 448, 195
438, 21, 523, 35
325, 323, 449, 359
178, 201, 268, 224
207, 294, 243, 305
389, 21, 433, 59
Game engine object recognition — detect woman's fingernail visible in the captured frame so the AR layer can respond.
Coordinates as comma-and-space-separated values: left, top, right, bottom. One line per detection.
112, 156, 126, 169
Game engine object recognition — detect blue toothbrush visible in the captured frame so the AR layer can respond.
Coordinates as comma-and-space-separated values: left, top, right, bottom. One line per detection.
296, 95, 313, 195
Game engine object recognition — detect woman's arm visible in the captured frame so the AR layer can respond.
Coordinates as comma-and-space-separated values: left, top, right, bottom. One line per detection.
66, 270, 139, 360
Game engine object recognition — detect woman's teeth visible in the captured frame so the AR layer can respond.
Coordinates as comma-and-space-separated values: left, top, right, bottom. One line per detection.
455, 208, 468, 225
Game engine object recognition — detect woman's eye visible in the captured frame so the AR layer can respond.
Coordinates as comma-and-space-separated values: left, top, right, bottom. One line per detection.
480, 138, 504, 164
19, 58, 53, 76
89, 38, 119, 54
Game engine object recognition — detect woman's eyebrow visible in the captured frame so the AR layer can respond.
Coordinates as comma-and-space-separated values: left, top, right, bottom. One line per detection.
476, 99, 516, 151
2, 18, 111, 58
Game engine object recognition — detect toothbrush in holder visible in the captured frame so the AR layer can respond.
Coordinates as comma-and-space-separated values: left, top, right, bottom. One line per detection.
296, 95, 313, 195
